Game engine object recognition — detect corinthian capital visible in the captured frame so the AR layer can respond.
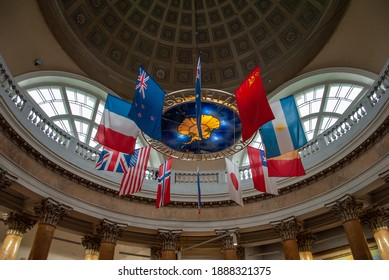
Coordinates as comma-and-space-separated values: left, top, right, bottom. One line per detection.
325, 194, 363, 223
96, 219, 126, 244
34, 198, 72, 226
157, 229, 182, 251
3, 212, 36, 235
270, 216, 301, 241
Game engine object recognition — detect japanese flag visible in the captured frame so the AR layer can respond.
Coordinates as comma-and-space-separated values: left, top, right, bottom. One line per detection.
225, 158, 244, 206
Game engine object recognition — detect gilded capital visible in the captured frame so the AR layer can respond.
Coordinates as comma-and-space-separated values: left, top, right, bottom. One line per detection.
34, 198, 72, 226
325, 194, 363, 223
360, 206, 389, 231
157, 229, 182, 251
81, 235, 101, 252
3, 212, 36, 235
270, 217, 301, 241
297, 231, 317, 251
96, 219, 126, 244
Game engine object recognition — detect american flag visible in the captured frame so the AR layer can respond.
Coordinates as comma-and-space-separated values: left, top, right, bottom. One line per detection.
95, 148, 138, 173
156, 157, 172, 208
119, 146, 151, 196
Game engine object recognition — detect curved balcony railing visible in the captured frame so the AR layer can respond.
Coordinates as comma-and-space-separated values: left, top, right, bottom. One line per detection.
1, 56, 388, 198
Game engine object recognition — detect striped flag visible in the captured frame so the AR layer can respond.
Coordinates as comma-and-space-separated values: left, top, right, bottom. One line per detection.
197, 166, 202, 214
195, 54, 202, 139
267, 150, 306, 177
119, 146, 151, 196
94, 94, 139, 154
156, 158, 172, 208
260, 95, 307, 158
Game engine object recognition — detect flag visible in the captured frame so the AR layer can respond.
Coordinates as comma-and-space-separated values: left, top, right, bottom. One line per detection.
94, 94, 139, 154
225, 158, 244, 206
95, 147, 138, 173
119, 146, 151, 196
260, 95, 307, 158
235, 65, 274, 142
129, 66, 165, 141
267, 149, 306, 177
197, 166, 202, 214
247, 146, 278, 195
195, 54, 202, 139
156, 157, 172, 208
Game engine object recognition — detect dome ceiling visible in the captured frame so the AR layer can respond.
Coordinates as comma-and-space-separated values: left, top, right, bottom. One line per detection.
38, 0, 349, 100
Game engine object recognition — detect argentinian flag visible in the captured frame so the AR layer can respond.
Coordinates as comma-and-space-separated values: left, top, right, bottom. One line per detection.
260, 95, 307, 158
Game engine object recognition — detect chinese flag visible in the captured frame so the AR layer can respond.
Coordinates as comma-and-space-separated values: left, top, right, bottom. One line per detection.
235, 66, 274, 141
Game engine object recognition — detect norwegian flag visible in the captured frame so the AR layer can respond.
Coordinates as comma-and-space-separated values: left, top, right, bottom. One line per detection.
156, 157, 172, 208
95, 147, 138, 173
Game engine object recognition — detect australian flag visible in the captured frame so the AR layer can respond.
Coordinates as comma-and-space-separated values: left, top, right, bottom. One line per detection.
95, 148, 139, 173
129, 66, 165, 141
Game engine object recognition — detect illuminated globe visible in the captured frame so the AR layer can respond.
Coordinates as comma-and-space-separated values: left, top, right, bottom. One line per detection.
145, 89, 253, 161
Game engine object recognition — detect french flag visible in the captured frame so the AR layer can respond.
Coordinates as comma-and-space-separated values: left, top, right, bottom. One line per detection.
94, 94, 139, 154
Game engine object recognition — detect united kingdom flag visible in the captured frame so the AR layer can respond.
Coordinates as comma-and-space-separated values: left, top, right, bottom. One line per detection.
95, 147, 138, 173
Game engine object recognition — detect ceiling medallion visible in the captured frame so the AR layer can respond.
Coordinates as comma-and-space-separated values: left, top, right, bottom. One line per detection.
145, 89, 254, 161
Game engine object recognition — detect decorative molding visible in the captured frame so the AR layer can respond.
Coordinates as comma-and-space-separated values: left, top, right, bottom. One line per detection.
34, 198, 72, 226
325, 194, 363, 223
215, 229, 240, 250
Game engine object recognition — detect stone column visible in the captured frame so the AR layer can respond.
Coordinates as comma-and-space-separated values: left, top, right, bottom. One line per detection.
0, 168, 12, 189
325, 194, 373, 260
216, 230, 239, 260
97, 219, 126, 260
157, 230, 182, 260
271, 217, 301, 260
0, 212, 36, 260
28, 198, 72, 260
150, 247, 162, 260
361, 206, 389, 260
297, 231, 316, 260
81, 235, 101, 260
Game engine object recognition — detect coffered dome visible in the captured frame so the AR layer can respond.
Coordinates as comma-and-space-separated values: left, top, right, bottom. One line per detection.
38, 0, 348, 99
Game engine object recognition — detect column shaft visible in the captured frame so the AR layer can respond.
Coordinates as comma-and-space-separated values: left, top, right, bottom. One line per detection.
28, 223, 56, 260
99, 242, 116, 260
0, 233, 23, 260
374, 228, 389, 260
282, 239, 300, 260
343, 219, 373, 260
223, 248, 238, 260
161, 250, 177, 260
299, 251, 314, 260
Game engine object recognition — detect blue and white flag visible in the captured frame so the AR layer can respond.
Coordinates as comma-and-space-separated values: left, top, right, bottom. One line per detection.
129, 67, 165, 141
260, 95, 307, 158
